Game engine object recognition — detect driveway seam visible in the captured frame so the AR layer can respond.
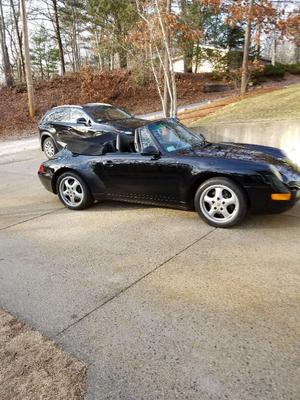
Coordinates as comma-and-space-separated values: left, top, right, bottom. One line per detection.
55, 227, 216, 338
0, 157, 41, 166
0, 208, 64, 231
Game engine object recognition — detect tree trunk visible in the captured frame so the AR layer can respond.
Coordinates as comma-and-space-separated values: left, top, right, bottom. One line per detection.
70, 3, 80, 72
194, 39, 201, 73
0, 0, 14, 87
118, 48, 127, 69
20, 0, 35, 117
163, 51, 171, 117
156, 0, 177, 117
10, 0, 25, 81
183, 43, 194, 73
52, 0, 65, 74
180, 0, 193, 73
241, 0, 254, 96
254, 22, 261, 60
271, 27, 277, 66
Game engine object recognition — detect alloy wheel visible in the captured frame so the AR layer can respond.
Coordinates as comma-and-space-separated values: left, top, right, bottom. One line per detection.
59, 176, 84, 207
44, 139, 55, 158
199, 184, 239, 224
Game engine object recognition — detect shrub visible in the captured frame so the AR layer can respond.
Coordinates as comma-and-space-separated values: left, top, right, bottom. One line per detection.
263, 64, 285, 78
282, 62, 300, 75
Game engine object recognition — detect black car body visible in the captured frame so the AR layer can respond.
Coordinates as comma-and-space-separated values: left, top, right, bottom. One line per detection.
38, 119, 300, 227
39, 103, 146, 158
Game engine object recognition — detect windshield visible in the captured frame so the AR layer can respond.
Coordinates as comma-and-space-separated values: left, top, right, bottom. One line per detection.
85, 105, 132, 122
147, 120, 204, 152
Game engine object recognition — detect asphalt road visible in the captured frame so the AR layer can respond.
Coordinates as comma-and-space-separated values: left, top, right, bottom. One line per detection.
0, 148, 299, 400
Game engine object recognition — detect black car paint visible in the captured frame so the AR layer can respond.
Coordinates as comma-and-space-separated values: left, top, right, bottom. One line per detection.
38, 119, 300, 215
38, 104, 145, 151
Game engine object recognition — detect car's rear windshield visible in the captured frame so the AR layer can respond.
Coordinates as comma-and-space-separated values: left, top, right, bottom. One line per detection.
84, 105, 131, 122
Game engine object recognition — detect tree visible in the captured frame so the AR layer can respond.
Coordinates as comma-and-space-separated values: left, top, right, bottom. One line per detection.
9, 0, 26, 81
241, 0, 254, 95
205, 0, 278, 93
31, 26, 59, 79
88, 0, 138, 69
133, 0, 178, 116
278, 6, 300, 62
20, 0, 34, 117
0, 0, 14, 86
58, 0, 87, 72
51, 0, 66, 74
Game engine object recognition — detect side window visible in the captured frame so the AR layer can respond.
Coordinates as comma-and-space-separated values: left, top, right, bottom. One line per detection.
43, 111, 57, 122
56, 108, 71, 122
43, 108, 71, 123
70, 108, 89, 123
139, 127, 157, 152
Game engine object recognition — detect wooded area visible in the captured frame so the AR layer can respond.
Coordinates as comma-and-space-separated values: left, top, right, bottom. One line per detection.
0, 0, 299, 117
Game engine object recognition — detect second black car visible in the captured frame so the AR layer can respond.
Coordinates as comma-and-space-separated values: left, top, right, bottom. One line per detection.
39, 103, 145, 158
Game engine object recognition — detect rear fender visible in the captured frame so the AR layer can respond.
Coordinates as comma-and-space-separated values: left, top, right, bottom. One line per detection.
51, 165, 106, 198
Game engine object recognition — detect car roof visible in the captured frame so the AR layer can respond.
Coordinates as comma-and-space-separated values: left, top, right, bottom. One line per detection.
48, 103, 113, 111
83, 103, 112, 107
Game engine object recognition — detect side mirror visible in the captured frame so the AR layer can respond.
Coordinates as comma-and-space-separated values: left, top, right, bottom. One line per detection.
141, 145, 160, 157
76, 117, 88, 126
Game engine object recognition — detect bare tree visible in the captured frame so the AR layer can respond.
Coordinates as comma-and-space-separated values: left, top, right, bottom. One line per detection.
135, 0, 177, 117
0, 0, 14, 86
241, 0, 254, 95
20, 0, 35, 117
9, 0, 25, 81
51, 0, 66, 74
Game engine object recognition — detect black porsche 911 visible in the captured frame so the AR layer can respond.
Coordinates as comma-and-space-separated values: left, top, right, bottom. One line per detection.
38, 118, 300, 228
38, 103, 146, 159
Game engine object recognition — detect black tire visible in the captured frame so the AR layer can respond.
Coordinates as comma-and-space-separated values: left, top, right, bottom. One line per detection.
43, 136, 57, 159
194, 177, 248, 228
57, 172, 93, 210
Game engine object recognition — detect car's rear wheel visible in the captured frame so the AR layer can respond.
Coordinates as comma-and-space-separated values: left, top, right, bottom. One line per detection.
195, 177, 248, 228
57, 172, 93, 210
43, 137, 57, 159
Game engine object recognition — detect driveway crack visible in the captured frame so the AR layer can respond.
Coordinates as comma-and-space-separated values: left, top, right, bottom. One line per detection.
55, 227, 216, 338
0, 208, 64, 231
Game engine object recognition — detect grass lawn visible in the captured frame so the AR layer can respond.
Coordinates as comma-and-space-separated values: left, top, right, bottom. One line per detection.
190, 83, 300, 126
0, 308, 86, 400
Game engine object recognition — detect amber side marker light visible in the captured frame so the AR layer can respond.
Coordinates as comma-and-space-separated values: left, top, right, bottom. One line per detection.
271, 193, 291, 201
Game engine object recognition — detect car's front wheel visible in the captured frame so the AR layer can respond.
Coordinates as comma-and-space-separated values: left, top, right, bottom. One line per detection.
57, 172, 93, 210
195, 177, 248, 228
43, 137, 57, 159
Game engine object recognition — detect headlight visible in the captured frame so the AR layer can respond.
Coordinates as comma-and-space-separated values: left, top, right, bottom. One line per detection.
269, 165, 282, 181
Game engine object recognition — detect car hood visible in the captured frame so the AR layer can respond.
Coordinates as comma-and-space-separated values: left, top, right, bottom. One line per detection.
183, 141, 300, 186
101, 118, 146, 131
191, 142, 285, 162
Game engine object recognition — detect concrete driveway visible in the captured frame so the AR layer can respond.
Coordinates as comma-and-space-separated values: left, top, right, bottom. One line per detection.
0, 148, 299, 400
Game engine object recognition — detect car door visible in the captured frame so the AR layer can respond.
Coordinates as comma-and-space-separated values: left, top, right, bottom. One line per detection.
50, 107, 72, 145
94, 128, 186, 205
67, 108, 96, 137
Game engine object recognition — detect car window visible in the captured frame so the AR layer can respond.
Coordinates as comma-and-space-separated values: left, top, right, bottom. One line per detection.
70, 108, 89, 123
85, 105, 131, 122
139, 127, 157, 151
44, 108, 71, 123
43, 110, 57, 122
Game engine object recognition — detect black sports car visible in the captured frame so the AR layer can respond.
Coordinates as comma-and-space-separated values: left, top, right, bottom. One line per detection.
38, 118, 300, 228
38, 103, 146, 159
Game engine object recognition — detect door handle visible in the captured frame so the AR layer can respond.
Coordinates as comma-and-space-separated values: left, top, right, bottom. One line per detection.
103, 160, 114, 167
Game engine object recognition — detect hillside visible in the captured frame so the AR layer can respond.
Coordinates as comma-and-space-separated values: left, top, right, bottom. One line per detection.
0, 70, 231, 140
187, 83, 300, 127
